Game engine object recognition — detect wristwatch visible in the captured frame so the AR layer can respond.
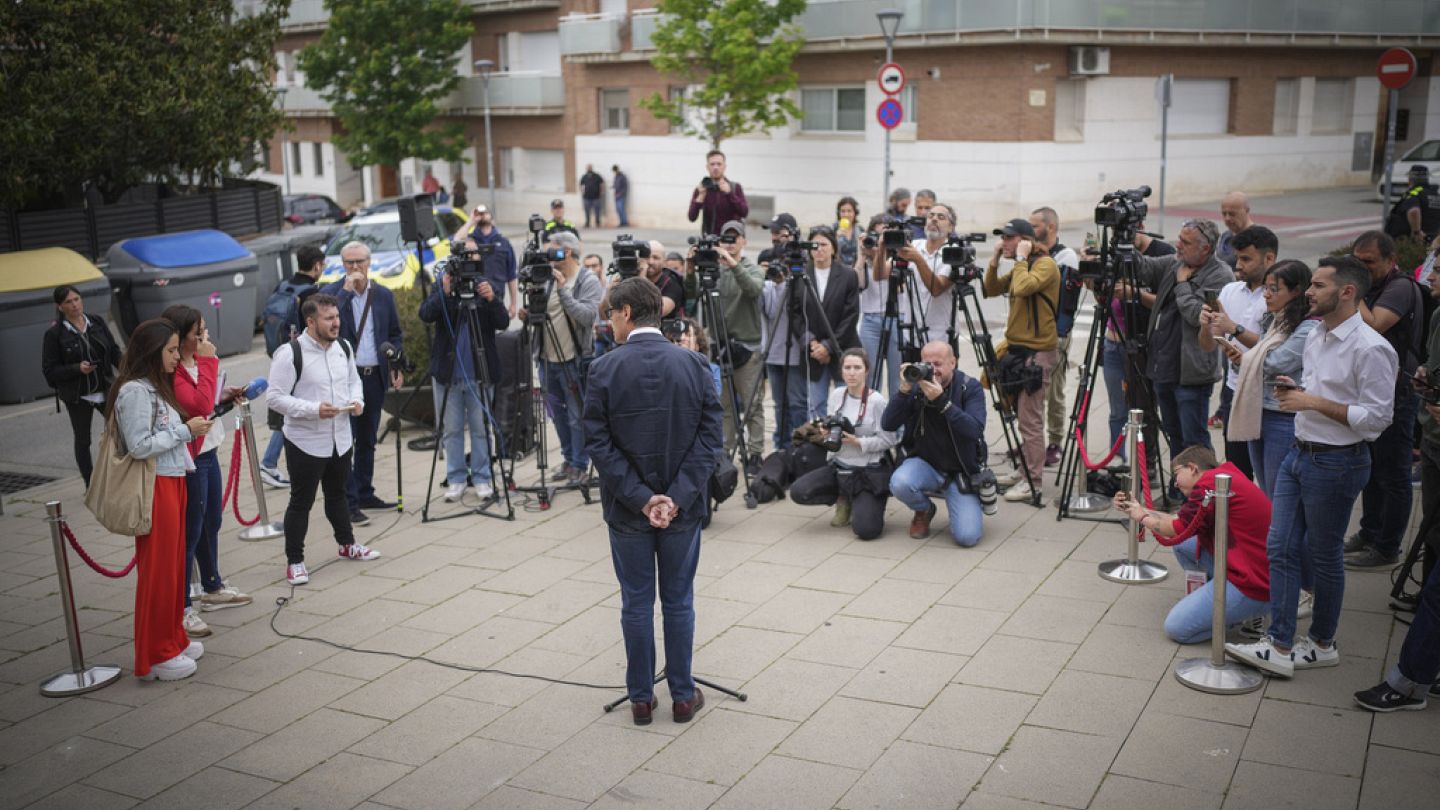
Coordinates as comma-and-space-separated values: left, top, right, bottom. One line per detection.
1232, 324, 1245, 339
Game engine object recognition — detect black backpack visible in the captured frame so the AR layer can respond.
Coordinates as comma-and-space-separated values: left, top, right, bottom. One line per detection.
263, 279, 318, 356
285, 337, 353, 394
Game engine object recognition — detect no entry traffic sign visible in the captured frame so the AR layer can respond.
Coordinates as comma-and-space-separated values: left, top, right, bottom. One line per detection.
877, 63, 906, 96
1378, 48, 1417, 91
877, 98, 904, 130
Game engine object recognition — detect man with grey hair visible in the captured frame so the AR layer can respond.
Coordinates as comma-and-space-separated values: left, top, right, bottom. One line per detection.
1131, 219, 1234, 476
644, 240, 686, 320
894, 202, 958, 351
528, 230, 604, 482
911, 189, 937, 239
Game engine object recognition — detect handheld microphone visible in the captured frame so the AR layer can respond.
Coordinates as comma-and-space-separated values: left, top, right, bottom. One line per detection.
212, 377, 268, 418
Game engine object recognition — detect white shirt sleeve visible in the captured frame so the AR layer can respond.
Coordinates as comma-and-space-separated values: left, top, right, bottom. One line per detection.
1345, 343, 1398, 441
267, 343, 319, 419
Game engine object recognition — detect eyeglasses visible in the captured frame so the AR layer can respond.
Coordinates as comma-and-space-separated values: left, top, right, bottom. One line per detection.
342, 258, 368, 266
926, 212, 950, 220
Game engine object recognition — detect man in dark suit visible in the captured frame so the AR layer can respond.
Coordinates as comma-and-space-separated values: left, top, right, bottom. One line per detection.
583, 277, 723, 726
326, 241, 405, 525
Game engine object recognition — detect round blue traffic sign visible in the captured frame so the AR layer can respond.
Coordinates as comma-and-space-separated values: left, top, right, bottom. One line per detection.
877, 98, 904, 130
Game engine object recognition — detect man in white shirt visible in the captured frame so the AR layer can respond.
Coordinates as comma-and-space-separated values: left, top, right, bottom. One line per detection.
268, 294, 380, 586
894, 203, 957, 352
1226, 256, 1397, 678
1201, 225, 1276, 480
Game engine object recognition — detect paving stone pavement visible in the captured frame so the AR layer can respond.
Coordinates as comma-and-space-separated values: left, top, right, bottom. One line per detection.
1, 338, 1437, 810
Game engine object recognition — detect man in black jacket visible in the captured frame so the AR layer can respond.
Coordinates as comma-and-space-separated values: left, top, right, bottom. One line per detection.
583, 277, 723, 726
579, 164, 605, 228
419, 242, 511, 503
883, 341, 989, 546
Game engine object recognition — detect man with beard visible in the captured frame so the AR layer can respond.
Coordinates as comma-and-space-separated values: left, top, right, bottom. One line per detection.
893, 203, 959, 353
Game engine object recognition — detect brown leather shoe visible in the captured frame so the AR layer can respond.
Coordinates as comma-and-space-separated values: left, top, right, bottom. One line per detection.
631, 697, 657, 726
909, 503, 937, 539
672, 687, 705, 723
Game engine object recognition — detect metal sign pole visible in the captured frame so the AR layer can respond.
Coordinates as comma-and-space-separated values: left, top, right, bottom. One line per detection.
1158, 74, 1172, 236
1099, 410, 1169, 584
1175, 474, 1263, 694
1382, 88, 1400, 225
40, 501, 122, 696
237, 402, 284, 541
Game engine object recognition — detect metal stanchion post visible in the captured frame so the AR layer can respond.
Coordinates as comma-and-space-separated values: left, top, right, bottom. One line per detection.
236, 401, 284, 541
1175, 474, 1263, 694
39, 501, 122, 696
1099, 409, 1169, 584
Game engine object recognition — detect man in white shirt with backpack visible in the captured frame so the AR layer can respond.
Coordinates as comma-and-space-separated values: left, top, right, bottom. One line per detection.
267, 293, 380, 586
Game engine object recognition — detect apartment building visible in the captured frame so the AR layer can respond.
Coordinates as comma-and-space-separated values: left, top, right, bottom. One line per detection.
248, 0, 1440, 228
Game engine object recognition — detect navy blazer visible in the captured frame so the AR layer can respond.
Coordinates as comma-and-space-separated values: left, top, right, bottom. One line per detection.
583, 331, 724, 532
324, 281, 405, 391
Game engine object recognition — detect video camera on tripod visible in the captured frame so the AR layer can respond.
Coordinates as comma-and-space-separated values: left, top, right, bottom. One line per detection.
1077, 185, 1152, 287
607, 234, 651, 279
763, 239, 818, 282
864, 216, 923, 252
940, 232, 989, 284
687, 232, 737, 287
445, 241, 497, 300
517, 214, 565, 321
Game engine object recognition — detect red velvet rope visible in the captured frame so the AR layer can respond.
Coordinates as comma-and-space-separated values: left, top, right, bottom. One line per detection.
60, 522, 135, 578
1071, 389, 1127, 472
222, 430, 260, 527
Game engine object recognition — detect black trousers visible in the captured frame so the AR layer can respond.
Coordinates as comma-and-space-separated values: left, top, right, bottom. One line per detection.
1216, 385, 1255, 481
1412, 438, 1440, 585
790, 464, 888, 540
284, 440, 354, 564
64, 399, 101, 487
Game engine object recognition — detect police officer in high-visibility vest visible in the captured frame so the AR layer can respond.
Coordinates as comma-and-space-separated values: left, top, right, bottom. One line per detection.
1386, 165, 1440, 244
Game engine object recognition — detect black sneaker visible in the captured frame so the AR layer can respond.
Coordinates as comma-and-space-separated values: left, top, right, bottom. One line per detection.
1344, 548, 1400, 570
1391, 592, 1419, 613
358, 497, 397, 510
1431, 683, 1440, 698
1354, 682, 1428, 713
349, 509, 371, 526
1342, 531, 1372, 555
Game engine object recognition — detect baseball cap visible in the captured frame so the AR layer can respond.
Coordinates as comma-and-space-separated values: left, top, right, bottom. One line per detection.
993, 218, 1037, 238
1410, 165, 1430, 178
550, 198, 564, 208
769, 213, 798, 233
720, 219, 746, 235
666, 251, 685, 263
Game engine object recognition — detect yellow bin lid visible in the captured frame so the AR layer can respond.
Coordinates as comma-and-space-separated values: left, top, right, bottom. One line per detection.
0, 247, 105, 294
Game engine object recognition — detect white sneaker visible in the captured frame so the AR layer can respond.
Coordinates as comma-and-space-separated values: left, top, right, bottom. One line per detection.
183, 607, 212, 638
140, 653, 197, 681
338, 543, 381, 561
286, 562, 310, 586
259, 466, 291, 489
1296, 590, 1314, 621
472, 481, 495, 501
1225, 637, 1295, 678
997, 468, 1026, 487
444, 482, 466, 502
1293, 637, 1339, 670
184, 640, 205, 661
199, 584, 252, 612
1003, 480, 1035, 502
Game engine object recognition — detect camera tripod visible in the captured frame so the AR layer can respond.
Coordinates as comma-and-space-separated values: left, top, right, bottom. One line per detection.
753, 253, 844, 448
692, 259, 762, 509
421, 286, 515, 524
1053, 238, 1172, 521
374, 235, 440, 513
868, 254, 931, 392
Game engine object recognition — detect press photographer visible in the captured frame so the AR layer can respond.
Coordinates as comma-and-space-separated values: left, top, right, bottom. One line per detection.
982, 218, 1060, 503
882, 341, 991, 547
893, 204, 960, 344
789, 349, 899, 540
687, 149, 748, 236
419, 238, 510, 502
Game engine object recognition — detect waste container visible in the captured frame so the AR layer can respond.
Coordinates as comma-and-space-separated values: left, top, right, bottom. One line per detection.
106, 230, 259, 356
0, 248, 113, 404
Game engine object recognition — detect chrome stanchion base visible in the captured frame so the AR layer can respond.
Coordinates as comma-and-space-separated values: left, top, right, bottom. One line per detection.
1174, 657, 1263, 695
1098, 558, 1169, 584
1067, 493, 1113, 513
41, 665, 122, 697
238, 522, 284, 541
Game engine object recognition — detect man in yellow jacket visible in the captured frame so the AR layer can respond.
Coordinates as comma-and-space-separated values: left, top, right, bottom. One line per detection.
982, 218, 1061, 503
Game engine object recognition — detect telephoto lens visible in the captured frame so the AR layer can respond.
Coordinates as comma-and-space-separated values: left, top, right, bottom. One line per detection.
902, 362, 934, 384
974, 469, 999, 516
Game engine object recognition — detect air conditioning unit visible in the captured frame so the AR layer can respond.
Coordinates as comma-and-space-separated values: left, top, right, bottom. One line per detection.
1068, 46, 1111, 76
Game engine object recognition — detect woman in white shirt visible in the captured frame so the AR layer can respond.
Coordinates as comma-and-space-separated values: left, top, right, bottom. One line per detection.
789, 348, 899, 539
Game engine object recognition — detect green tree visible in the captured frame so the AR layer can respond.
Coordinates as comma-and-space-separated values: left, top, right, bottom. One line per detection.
298, 0, 471, 170
0, 0, 288, 210
638, 0, 807, 150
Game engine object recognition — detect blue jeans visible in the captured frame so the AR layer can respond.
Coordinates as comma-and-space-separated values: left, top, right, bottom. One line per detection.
1266, 444, 1370, 649
433, 380, 494, 486
859, 312, 900, 398
1152, 379, 1213, 456
346, 370, 385, 509
888, 456, 983, 547
767, 363, 808, 451
263, 430, 284, 470
1356, 389, 1417, 557
609, 519, 702, 704
1248, 410, 1312, 591
541, 358, 587, 470
1165, 538, 1269, 644
1388, 558, 1440, 697
615, 196, 628, 227
807, 365, 837, 420
184, 450, 223, 607
1102, 338, 1128, 460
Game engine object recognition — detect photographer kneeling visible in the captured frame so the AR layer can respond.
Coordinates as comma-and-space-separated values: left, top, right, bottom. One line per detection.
789, 349, 899, 540
883, 341, 990, 547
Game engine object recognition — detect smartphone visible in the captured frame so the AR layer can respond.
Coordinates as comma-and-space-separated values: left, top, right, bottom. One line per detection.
1203, 290, 1219, 309
1273, 380, 1303, 392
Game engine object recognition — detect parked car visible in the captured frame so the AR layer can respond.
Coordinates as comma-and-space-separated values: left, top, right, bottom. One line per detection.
285, 194, 352, 226
319, 207, 465, 291
1377, 140, 1440, 200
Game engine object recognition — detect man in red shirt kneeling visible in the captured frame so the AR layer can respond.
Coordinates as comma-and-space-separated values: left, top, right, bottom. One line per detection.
1114, 446, 1271, 643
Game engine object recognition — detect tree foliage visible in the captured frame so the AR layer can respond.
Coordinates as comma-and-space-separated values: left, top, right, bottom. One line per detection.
298, 0, 472, 169
0, 0, 288, 210
638, 0, 807, 150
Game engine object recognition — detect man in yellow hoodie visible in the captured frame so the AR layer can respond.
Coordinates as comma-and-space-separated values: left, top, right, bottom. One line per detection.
983, 218, 1061, 503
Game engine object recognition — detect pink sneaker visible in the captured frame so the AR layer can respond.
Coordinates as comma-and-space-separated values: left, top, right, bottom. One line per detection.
338, 543, 380, 561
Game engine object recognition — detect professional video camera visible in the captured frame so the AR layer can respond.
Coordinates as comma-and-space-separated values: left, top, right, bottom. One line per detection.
864, 216, 924, 252
902, 362, 934, 384
818, 414, 856, 453
608, 234, 651, 278
1094, 185, 1151, 231
687, 232, 733, 286
764, 239, 818, 282
445, 241, 496, 299
940, 232, 988, 284
517, 214, 565, 320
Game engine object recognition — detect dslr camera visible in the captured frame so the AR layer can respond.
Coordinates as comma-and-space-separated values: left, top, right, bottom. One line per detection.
902, 362, 934, 384
608, 234, 651, 279
445, 241, 496, 299
818, 414, 856, 453
940, 232, 988, 284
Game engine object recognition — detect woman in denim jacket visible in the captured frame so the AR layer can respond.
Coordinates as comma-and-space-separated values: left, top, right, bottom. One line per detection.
111, 319, 213, 681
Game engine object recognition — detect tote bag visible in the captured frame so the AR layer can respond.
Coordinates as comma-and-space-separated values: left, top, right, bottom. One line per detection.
84, 398, 157, 536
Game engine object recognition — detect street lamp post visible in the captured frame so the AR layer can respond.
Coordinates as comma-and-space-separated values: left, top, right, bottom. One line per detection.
275, 87, 291, 195
474, 59, 498, 212
876, 9, 903, 206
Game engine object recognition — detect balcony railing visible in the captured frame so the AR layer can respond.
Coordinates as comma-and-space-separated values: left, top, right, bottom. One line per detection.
278, 0, 328, 32
631, 9, 665, 52
276, 84, 330, 115
466, 0, 561, 11
558, 12, 624, 55
450, 72, 566, 114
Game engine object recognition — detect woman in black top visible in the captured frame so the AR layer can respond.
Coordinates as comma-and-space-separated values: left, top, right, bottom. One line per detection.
41, 285, 122, 486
